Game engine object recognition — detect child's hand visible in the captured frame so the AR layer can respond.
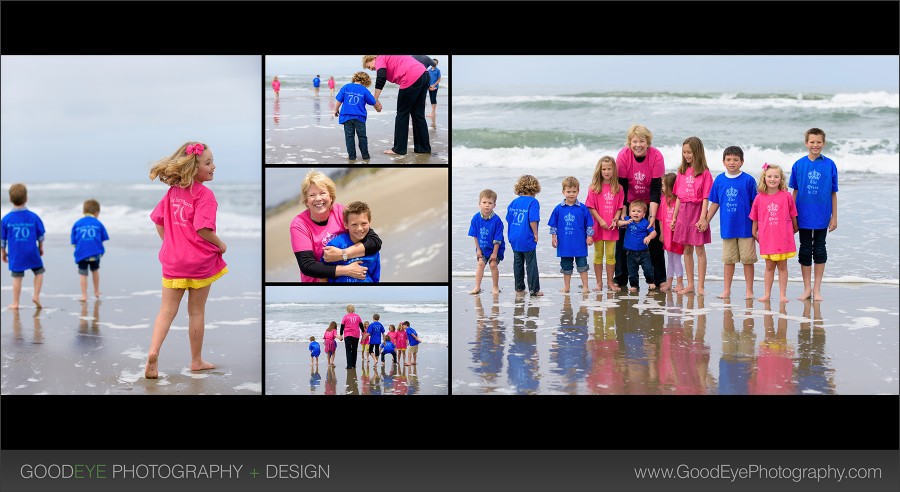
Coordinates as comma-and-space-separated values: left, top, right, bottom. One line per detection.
1, 252, 6, 263
489, 254, 498, 265
696, 218, 708, 232
374, 102, 383, 112
551, 236, 558, 248
477, 255, 485, 265
828, 216, 838, 232
586, 237, 594, 246
670, 218, 676, 230
334, 111, 339, 117
218, 242, 227, 254
598, 218, 608, 229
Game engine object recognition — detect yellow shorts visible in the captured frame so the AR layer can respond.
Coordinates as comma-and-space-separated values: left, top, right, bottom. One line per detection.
760, 252, 796, 262
592, 240, 616, 265
162, 267, 228, 289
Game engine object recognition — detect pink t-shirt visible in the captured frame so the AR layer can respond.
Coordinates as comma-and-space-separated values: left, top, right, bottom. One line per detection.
616, 146, 665, 203
289, 202, 346, 282
272, 80, 280, 92
324, 330, 336, 342
658, 196, 685, 255
150, 182, 226, 279
585, 183, 624, 241
328, 78, 335, 89
374, 55, 427, 89
749, 190, 798, 255
394, 329, 408, 349
341, 313, 362, 338
673, 169, 713, 203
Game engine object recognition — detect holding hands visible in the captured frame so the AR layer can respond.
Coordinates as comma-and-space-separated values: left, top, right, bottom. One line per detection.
374, 101, 383, 113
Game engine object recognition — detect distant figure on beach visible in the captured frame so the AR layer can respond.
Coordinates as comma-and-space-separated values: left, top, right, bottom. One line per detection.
468, 189, 505, 295
290, 170, 382, 282
71, 199, 109, 302
272, 75, 280, 101
506, 174, 543, 296
586, 156, 624, 292
1, 183, 45, 309
426, 58, 442, 118
362, 55, 431, 155
790, 127, 838, 302
365, 313, 385, 364
334, 71, 379, 161
670, 136, 712, 296
617, 200, 657, 292
313, 74, 321, 96
145, 141, 228, 379
402, 321, 422, 366
658, 173, 684, 292
309, 336, 321, 367
328, 75, 336, 97
340, 304, 363, 369
360, 320, 370, 361
750, 163, 798, 304
549, 176, 594, 294
323, 321, 338, 367
615, 124, 667, 289
706, 146, 758, 299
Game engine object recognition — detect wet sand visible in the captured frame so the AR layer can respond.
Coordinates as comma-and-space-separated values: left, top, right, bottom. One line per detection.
265, 90, 448, 165
0, 237, 262, 395
265, 168, 449, 282
266, 342, 447, 395
451, 277, 899, 395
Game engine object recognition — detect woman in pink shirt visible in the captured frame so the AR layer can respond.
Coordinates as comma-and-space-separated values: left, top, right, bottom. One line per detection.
340, 304, 364, 369
750, 163, 798, 304
362, 55, 431, 156
670, 136, 713, 296
289, 170, 382, 282
145, 141, 227, 379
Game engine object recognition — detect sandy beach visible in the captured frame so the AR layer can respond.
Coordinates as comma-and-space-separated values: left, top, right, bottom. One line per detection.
267, 342, 447, 395
265, 90, 448, 165
265, 168, 449, 282
451, 277, 899, 395
0, 236, 262, 395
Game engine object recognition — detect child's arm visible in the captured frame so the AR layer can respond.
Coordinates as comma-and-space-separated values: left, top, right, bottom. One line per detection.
696, 198, 709, 232
792, 215, 799, 234
38, 240, 44, 257
752, 221, 759, 241
612, 208, 623, 229
197, 228, 227, 254
156, 224, 165, 241
473, 237, 484, 263
530, 221, 539, 244
670, 197, 681, 230
333, 101, 342, 117
589, 207, 606, 230
489, 242, 500, 264
706, 202, 720, 225
829, 192, 838, 232
644, 226, 657, 245
1, 247, 6, 263
551, 234, 558, 249
617, 216, 632, 227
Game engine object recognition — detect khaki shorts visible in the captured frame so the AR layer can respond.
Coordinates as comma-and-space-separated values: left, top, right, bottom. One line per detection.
722, 237, 758, 264
408, 345, 419, 354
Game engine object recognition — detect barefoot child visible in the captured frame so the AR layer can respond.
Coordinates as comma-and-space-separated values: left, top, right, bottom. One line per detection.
469, 189, 505, 294
366, 314, 385, 364
403, 321, 422, 366
1, 183, 45, 309
658, 173, 684, 292
71, 199, 109, 302
323, 321, 338, 366
549, 177, 594, 293
392, 324, 408, 366
145, 142, 228, 379
750, 163, 798, 304
506, 175, 542, 296
670, 136, 713, 296
586, 156, 624, 292
706, 146, 758, 299
309, 336, 321, 367
616, 200, 657, 291
272, 75, 280, 101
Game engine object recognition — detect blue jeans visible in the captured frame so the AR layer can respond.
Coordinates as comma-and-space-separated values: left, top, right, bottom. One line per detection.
559, 256, 588, 275
798, 228, 827, 265
343, 119, 369, 159
626, 249, 655, 288
513, 250, 540, 294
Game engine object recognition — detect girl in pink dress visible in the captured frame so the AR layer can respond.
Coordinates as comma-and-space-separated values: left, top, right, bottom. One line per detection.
272, 75, 280, 100
328, 76, 336, 97
750, 163, 798, 303
670, 136, 713, 296
323, 321, 339, 367
585, 155, 625, 292
659, 173, 685, 291
392, 323, 408, 366
145, 141, 228, 379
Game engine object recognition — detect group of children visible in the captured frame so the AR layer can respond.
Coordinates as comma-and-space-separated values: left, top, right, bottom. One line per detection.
309, 312, 422, 368
469, 127, 838, 304
2, 184, 109, 309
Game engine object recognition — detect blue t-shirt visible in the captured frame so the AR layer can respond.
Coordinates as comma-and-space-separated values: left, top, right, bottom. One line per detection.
428, 67, 441, 88
789, 155, 839, 229
709, 172, 757, 239
381, 340, 396, 354
71, 215, 109, 262
335, 82, 377, 124
719, 359, 751, 395
468, 212, 506, 261
367, 321, 385, 345
406, 327, 420, 346
506, 195, 540, 252
313, 77, 321, 88
1, 208, 45, 272
548, 200, 594, 258
309, 341, 321, 357
323, 233, 381, 283
622, 218, 654, 251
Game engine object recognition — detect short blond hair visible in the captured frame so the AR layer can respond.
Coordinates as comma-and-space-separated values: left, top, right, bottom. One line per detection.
626, 124, 653, 147
362, 55, 376, 68
83, 199, 100, 215
301, 170, 337, 209
8, 183, 27, 206
479, 189, 497, 203
346, 304, 355, 313
630, 199, 648, 213
352, 71, 371, 87
562, 176, 580, 190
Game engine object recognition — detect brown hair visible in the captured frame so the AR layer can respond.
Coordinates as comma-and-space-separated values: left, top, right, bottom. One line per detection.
343, 201, 372, 224
352, 71, 371, 87
805, 127, 826, 143
514, 175, 541, 196
662, 173, 677, 206
589, 156, 620, 195
8, 183, 27, 206
562, 176, 580, 190
479, 189, 497, 203
83, 199, 100, 215
678, 136, 709, 177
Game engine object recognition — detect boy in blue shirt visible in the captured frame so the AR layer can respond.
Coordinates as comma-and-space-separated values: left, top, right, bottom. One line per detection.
366, 313, 385, 364
468, 189, 506, 295
380, 334, 396, 365
506, 174, 542, 296
308, 336, 321, 367
334, 71, 379, 161
1, 183, 45, 309
312, 74, 321, 96
71, 199, 109, 302
322, 201, 381, 282
403, 321, 422, 366
548, 176, 594, 294
790, 127, 838, 302
616, 200, 657, 291
426, 58, 442, 118
706, 146, 758, 300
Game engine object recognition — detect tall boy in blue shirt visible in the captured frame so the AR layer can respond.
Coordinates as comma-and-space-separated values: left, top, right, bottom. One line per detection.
1, 183, 45, 309
548, 176, 594, 294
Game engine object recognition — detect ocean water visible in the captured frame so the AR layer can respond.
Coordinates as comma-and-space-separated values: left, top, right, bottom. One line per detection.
452, 88, 900, 284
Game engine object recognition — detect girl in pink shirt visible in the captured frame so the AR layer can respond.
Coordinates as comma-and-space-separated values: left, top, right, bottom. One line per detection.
586, 156, 625, 292
323, 321, 338, 367
659, 173, 685, 291
750, 163, 798, 304
393, 323, 408, 366
145, 141, 228, 379
327, 76, 336, 97
670, 136, 713, 296
272, 75, 280, 100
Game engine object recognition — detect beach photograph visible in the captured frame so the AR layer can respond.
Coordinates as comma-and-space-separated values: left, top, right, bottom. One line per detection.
265, 286, 448, 395
265, 167, 448, 283
0, 56, 262, 395
265, 55, 449, 165
451, 55, 899, 395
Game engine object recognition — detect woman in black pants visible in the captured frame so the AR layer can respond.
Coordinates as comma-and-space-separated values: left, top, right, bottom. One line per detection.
339, 304, 364, 369
362, 55, 431, 155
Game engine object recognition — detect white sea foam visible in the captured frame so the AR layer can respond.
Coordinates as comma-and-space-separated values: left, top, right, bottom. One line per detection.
233, 382, 262, 393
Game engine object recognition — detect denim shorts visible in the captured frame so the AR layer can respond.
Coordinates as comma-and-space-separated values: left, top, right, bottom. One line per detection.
11, 267, 45, 278
77, 256, 101, 275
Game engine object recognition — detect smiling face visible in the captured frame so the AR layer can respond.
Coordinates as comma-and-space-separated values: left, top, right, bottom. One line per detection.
806, 134, 825, 159
764, 168, 782, 191
723, 153, 744, 174
629, 135, 648, 158
194, 149, 215, 182
682, 143, 694, 166
346, 211, 371, 243
305, 183, 333, 220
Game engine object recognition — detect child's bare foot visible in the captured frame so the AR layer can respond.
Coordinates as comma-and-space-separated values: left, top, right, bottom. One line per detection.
492, 288, 500, 294
79, 295, 87, 302
696, 287, 705, 296
659, 281, 670, 291
757, 294, 770, 302
813, 290, 823, 302
145, 354, 159, 379
7, 303, 19, 309
677, 286, 694, 295
94, 291, 102, 298
676, 283, 685, 291
717, 291, 730, 299
531, 291, 544, 296
32, 297, 42, 308
797, 288, 812, 300
779, 296, 790, 304
607, 282, 621, 292
383, 149, 399, 155
628, 287, 638, 292
190, 360, 216, 371
745, 291, 755, 300
559, 289, 570, 294
469, 288, 482, 295
593, 285, 603, 292
648, 284, 657, 290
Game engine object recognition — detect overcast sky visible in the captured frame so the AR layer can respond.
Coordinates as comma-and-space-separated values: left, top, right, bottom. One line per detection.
1, 56, 261, 183
265, 55, 449, 78
265, 286, 447, 303
453, 55, 899, 93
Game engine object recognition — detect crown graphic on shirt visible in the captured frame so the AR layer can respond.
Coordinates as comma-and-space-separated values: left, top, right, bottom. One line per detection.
633, 171, 646, 182
604, 191, 616, 201
726, 187, 738, 198
480, 226, 489, 236
767, 203, 779, 213
564, 212, 575, 224
808, 169, 822, 181
685, 174, 695, 184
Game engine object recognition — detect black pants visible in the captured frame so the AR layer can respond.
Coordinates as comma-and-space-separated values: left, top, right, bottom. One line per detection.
381, 351, 396, 363
798, 228, 828, 265
344, 336, 359, 368
392, 71, 431, 154
615, 214, 666, 287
